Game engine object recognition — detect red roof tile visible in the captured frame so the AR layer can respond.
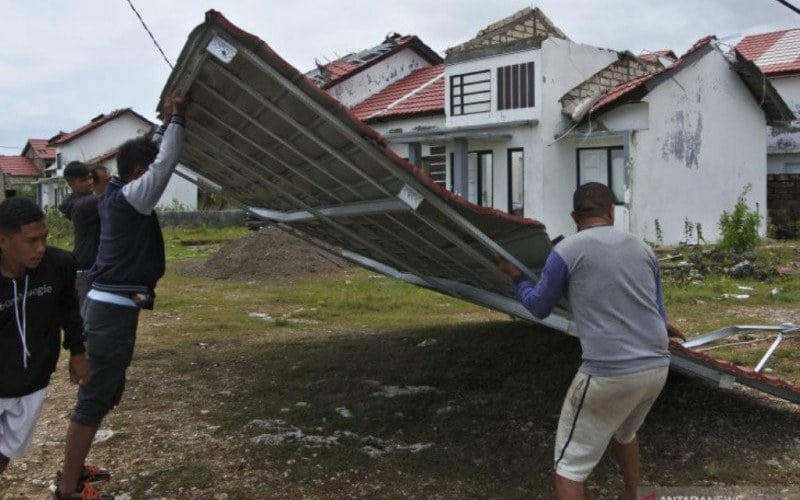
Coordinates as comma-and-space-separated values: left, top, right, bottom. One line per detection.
325, 60, 360, 80
0, 156, 41, 177
737, 29, 800, 75
591, 37, 715, 115
49, 108, 153, 146
23, 139, 56, 160
351, 65, 444, 121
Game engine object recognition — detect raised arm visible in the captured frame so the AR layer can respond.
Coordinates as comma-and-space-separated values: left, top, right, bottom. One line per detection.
122, 92, 190, 214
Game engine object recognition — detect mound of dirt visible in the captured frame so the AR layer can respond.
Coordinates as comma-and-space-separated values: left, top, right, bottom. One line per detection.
192, 225, 352, 282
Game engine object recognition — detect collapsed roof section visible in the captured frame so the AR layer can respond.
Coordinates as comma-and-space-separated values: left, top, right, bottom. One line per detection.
564, 36, 794, 128
306, 33, 442, 89
445, 7, 568, 64
560, 52, 663, 121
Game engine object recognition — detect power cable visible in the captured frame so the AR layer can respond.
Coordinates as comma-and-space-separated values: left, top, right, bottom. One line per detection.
125, 0, 174, 69
773, 0, 800, 15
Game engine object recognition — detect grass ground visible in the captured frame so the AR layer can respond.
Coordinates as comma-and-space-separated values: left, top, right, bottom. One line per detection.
1, 225, 798, 499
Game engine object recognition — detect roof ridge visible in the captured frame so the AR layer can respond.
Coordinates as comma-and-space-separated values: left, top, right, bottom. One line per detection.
560, 53, 662, 119
445, 6, 567, 60
740, 27, 800, 42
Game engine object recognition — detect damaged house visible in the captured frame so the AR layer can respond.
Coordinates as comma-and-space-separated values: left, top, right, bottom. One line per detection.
737, 29, 800, 235
316, 7, 792, 244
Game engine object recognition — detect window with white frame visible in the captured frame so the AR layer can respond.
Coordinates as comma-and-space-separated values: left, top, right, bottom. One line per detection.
450, 151, 493, 205
450, 70, 491, 116
468, 151, 493, 206
497, 62, 535, 110
577, 147, 625, 203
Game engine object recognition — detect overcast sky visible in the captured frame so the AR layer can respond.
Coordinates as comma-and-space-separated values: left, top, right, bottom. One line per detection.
1, 0, 797, 153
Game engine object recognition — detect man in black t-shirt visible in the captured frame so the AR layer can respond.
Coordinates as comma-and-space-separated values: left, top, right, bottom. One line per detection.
0, 197, 88, 475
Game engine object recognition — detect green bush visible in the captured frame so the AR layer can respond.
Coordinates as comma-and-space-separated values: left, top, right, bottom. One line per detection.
45, 206, 74, 250
717, 186, 761, 253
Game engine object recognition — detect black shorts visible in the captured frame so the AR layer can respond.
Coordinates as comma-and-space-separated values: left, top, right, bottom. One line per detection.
71, 298, 140, 428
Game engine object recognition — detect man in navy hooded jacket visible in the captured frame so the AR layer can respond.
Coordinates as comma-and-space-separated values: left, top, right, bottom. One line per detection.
56, 91, 190, 499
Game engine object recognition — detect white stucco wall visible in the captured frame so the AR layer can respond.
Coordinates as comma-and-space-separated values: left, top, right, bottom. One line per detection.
368, 115, 444, 140
55, 115, 151, 169
444, 50, 544, 128
532, 39, 619, 238
771, 76, 800, 111
767, 75, 800, 172
367, 39, 618, 237
327, 51, 433, 108
620, 48, 768, 245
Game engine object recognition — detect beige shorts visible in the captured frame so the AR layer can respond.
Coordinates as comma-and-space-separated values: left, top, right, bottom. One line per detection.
0, 388, 46, 459
554, 365, 668, 482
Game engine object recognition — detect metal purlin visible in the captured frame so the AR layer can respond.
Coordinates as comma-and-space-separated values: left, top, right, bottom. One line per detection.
192, 82, 359, 202
186, 124, 314, 207
187, 90, 496, 290
189, 66, 507, 291
211, 31, 544, 285
202, 46, 536, 290
181, 122, 481, 294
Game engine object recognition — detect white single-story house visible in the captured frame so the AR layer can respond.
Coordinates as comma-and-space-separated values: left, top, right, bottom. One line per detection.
37, 108, 198, 210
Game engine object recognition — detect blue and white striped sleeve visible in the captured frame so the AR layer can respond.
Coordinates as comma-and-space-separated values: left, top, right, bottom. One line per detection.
512, 250, 569, 319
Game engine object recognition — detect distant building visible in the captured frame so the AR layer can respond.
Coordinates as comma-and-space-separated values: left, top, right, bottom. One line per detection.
737, 29, 800, 234
37, 108, 198, 210
0, 155, 41, 200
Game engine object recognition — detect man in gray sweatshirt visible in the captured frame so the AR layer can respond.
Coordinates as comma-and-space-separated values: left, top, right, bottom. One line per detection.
497, 182, 684, 500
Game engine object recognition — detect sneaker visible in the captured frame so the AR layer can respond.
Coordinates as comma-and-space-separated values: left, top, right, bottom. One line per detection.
56, 464, 111, 485
54, 483, 114, 499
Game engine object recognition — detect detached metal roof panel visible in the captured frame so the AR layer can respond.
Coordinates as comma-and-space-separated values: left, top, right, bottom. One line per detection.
161, 11, 800, 404
159, 10, 565, 330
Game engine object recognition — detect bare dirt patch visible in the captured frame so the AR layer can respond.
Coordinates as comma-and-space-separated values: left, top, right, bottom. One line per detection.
184, 225, 352, 282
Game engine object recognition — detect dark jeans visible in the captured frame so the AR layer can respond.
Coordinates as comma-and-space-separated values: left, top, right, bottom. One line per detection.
71, 298, 139, 428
